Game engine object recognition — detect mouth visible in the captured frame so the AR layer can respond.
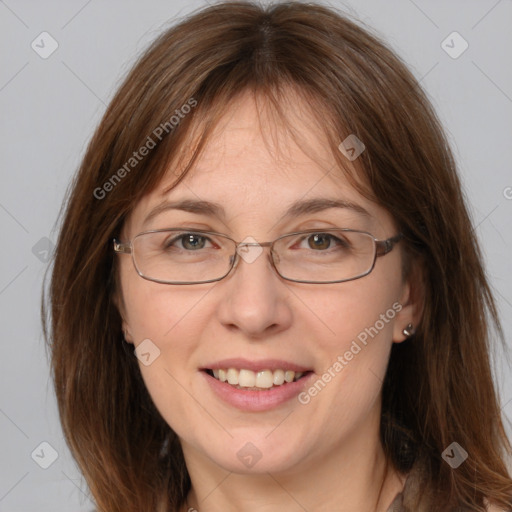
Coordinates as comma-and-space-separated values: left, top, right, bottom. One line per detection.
200, 358, 315, 411
203, 368, 312, 391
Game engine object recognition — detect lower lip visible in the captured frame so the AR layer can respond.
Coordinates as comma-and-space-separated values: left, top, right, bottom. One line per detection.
202, 371, 314, 412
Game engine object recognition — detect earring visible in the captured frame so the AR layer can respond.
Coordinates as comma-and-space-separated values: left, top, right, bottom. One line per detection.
402, 323, 415, 337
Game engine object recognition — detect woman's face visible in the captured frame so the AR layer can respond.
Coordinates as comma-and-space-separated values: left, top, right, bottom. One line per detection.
118, 91, 415, 475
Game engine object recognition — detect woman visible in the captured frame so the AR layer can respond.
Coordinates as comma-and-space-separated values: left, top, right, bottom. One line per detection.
44, 1, 512, 511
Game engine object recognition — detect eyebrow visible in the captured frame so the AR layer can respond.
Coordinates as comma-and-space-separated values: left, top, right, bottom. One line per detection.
142, 197, 370, 227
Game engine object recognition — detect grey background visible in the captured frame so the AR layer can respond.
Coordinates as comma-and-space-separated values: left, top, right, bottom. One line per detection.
0, 0, 511, 510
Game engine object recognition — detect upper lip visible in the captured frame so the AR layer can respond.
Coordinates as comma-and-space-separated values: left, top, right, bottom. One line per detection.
201, 358, 311, 373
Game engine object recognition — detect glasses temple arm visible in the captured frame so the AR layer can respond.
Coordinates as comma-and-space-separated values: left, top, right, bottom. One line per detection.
375, 233, 404, 256
113, 239, 132, 254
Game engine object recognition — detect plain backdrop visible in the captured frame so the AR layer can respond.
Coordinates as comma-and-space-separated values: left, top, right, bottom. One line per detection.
0, 0, 511, 510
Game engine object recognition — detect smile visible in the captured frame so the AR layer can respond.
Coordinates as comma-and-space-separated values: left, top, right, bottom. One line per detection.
206, 368, 307, 390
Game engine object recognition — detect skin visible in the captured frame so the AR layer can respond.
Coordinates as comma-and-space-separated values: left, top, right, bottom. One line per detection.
117, 90, 423, 512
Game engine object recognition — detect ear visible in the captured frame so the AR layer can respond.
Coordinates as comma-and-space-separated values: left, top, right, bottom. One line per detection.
392, 260, 424, 343
122, 324, 135, 345
112, 287, 135, 345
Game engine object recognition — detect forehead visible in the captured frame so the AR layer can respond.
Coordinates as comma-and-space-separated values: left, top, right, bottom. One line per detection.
127, 90, 394, 235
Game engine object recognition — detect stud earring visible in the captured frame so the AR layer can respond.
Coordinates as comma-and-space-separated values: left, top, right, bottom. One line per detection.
402, 323, 415, 337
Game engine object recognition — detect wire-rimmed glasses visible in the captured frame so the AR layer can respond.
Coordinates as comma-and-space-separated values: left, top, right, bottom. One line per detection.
113, 228, 403, 285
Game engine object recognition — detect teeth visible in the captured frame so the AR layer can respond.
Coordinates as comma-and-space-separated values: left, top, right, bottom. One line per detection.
255, 370, 273, 388
238, 369, 256, 387
227, 368, 238, 385
273, 369, 285, 385
210, 368, 306, 389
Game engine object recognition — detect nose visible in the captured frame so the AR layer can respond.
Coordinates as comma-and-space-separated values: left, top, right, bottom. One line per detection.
214, 245, 293, 338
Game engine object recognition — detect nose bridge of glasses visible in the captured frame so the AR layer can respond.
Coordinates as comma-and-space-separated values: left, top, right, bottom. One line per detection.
230, 239, 277, 274
236, 240, 273, 248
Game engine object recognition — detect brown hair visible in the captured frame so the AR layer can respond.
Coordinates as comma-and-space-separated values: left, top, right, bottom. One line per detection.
43, 1, 512, 511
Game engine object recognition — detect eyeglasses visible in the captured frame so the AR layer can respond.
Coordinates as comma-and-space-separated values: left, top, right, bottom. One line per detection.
113, 228, 403, 285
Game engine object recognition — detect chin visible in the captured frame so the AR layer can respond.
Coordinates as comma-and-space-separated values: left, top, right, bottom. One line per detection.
195, 435, 310, 476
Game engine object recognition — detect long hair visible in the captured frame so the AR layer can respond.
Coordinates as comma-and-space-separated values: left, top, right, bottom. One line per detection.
43, 2, 512, 511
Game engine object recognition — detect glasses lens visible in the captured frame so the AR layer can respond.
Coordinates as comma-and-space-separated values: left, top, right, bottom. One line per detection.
130, 229, 377, 284
132, 230, 235, 283
273, 230, 376, 283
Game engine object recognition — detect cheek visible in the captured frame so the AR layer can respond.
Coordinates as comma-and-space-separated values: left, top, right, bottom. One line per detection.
119, 268, 216, 433
119, 263, 213, 388
297, 270, 402, 415
120, 256, 211, 343
306, 269, 402, 355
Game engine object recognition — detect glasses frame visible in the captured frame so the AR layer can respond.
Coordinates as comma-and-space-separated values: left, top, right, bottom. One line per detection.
113, 228, 403, 285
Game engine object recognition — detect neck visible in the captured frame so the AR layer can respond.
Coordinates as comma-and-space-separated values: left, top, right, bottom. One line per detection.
180, 415, 405, 512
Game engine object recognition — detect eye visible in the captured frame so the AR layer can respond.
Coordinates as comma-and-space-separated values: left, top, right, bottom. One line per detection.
307, 233, 333, 250
165, 233, 212, 251
302, 233, 348, 251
